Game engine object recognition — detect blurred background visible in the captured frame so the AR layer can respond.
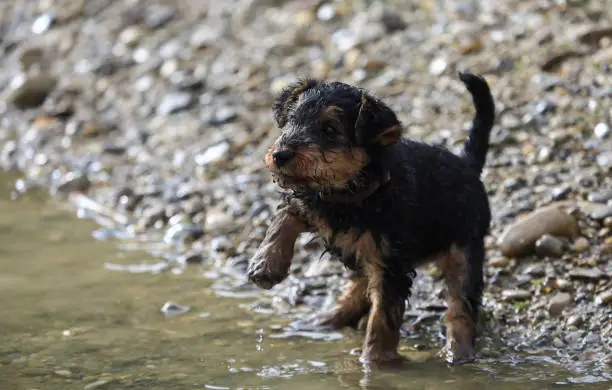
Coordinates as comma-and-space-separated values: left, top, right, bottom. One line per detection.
0, 0, 610, 389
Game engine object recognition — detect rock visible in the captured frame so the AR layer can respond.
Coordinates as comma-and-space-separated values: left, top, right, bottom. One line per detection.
56, 173, 90, 194
19, 47, 44, 70
596, 152, 612, 168
601, 237, 612, 254
8, 75, 57, 110
208, 106, 237, 125
535, 234, 565, 258
589, 205, 612, 220
380, 9, 406, 33
569, 268, 606, 281
156, 92, 193, 115
502, 289, 531, 302
523, 263, 546, 277
588, 190, 612, 204
194, 142, 230, 166
595, 290, 612, 305
498, 204, 580, 258
548, 292, 572, 316
488, 256, 509, 268
32, 13, 54, 34
119, 26, 145, 47
205, 210, 235, 233
84, 380, 110, 389
567, 314, 583, 327
145, 5, 178, 29
163, 224, 204, 247
594, 122, 610, 139
429, 57, 447, 76
571, 237, 590, 253
160, 301, 190, 317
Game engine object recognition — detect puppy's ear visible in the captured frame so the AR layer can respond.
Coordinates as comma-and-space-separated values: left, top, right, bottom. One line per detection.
354, 93, 402, 146
273, 79, 320, 128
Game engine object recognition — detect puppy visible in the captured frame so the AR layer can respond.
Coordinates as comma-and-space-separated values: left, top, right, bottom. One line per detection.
247, 73, 495, 365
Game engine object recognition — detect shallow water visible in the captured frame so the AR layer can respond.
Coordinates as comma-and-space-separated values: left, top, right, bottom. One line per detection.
0, 171, 609, 390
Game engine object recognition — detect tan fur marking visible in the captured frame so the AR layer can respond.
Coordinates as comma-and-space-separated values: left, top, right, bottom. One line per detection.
437, 245, 475, 359
319, 105, 344, 123
376, 124, 403, 146
321, 275, 370, 329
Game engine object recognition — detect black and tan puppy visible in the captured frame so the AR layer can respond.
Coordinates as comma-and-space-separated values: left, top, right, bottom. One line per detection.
247, 73, 495, 365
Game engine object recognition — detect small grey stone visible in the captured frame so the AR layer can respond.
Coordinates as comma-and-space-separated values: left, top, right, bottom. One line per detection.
566, 314, 583, 327
523, 263, 546, 277
380, 9, 406, 33
160, 301, 190, 317
208, 106, 237, 125
156, 92, 193, 115
588, 205, 612, 220
32, 13, 54, 34
84, 380, 110, 389
548, 292, 572, 316
502, 289, 531, 302
56, 173, 90, 194
587, 190, 612, 204
569, 268, 606, 281
594, 122, 610, 139
535, 234, 565, 258
145, 5, 178, 29
596, 151, 612, 168
194, 142, 230, 166
8, 75, 57, 110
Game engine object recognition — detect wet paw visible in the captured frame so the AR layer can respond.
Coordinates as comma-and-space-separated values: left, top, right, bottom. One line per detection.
438, 340, 476, 365
359, 349, 404, 366
246, 257, 288, 290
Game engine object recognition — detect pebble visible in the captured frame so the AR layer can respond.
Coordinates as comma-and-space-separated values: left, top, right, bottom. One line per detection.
566, 314, 583, 327
32, 14, 54, 34
160, 301, 190, 317
208, 107, 237, 125
429, 57, 447, 76
601, 237, 612, 254
502, 289, 531, 302
589, 205, 612, 220
587, 190, 612, 204
84, 380, 110, 390
488, 256, 510, 268
195, 142, 230, 166
569, 268, 606, 281
596, 151, 612, 168
523, 263, 546, 277
8, 75, 57, 110
593, 122, 610, 139
498, 205, 580, 258
535, 234, 565, 258
571, 237, 590, 253
380, 9, 406, 33
595, 290, 612, 305
119, 26, 145, 47
156, 92, 193, 115
548, 292, 572, 316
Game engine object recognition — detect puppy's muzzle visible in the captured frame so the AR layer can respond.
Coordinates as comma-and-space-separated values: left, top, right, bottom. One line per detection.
272, 149, 295, 168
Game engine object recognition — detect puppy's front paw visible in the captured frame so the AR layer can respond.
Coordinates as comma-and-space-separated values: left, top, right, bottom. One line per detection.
438, 339, 476, 365
247, 248, 289, 290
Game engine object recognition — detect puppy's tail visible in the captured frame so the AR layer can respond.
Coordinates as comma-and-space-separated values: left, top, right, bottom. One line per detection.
458, 72, 495, 176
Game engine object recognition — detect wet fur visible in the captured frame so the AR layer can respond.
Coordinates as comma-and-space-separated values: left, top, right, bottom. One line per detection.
248, 73, 495, 365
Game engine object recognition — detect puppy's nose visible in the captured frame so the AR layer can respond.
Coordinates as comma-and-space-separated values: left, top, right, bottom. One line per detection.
272, 149, 295, 167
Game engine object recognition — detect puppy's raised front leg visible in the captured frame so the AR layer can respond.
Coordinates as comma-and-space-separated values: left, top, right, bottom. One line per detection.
247, 206, 309, 289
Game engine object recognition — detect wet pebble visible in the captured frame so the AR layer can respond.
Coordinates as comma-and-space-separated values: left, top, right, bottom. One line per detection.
548, 292, 572, 316
163, 223, 204, 247
571, 237, 590, 253
593, 122, 610, 139
595, 290, 612, 305
84, 380, 110, 390
160, 301, 190, 317
208, 106, 238, 125
380, 9, 406, 33
587, 190, 612, 204
569, 268, 606, 281
567, 314, 583, 327
32, 13, 54, 34
535, 234, 565, 258
156, 92, 193, 115
56, 173, 90, 194
8, 75, 57, 110
502, 289, 531, 302
589, 205, 612, 220
523, 263, 546, 277
498, 205, 579, 258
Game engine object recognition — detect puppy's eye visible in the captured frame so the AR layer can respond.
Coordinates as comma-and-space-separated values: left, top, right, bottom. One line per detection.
322, 126, 336, 136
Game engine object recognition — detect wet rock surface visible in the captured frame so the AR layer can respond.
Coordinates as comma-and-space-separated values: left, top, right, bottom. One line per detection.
0, 0, 611, 379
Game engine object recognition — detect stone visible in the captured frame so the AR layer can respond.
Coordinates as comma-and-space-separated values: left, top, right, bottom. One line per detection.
569, 268, 606, 281
160, 301, 190, 317
594, 122, 610, 139
535, 234, 565, 258
548, 292, 572, 316
32, 14, 54, 34
523, 263, 546, 277
488, 256, 509, 268
566, 314, 583, 327
502, 289, 531, 302
571, 237, 590, 253
587, 190, 612, 204
498, 204, 580, 258
156, 92, 193, 115
595, 290, 612, 305
601, 237, 612, 254
8, 75, 57, 110
194, 142, 230, 166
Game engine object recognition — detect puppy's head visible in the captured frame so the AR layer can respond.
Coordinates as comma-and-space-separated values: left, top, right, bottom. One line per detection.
265, 79, 402, 192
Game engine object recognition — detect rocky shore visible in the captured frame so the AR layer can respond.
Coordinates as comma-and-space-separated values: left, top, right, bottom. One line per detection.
0, 0, 610, 378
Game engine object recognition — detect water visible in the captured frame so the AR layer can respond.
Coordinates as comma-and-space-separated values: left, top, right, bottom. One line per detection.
0, 171, 609, 390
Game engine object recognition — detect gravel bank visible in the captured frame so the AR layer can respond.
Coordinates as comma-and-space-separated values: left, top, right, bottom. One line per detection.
0, 0, 610, 377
